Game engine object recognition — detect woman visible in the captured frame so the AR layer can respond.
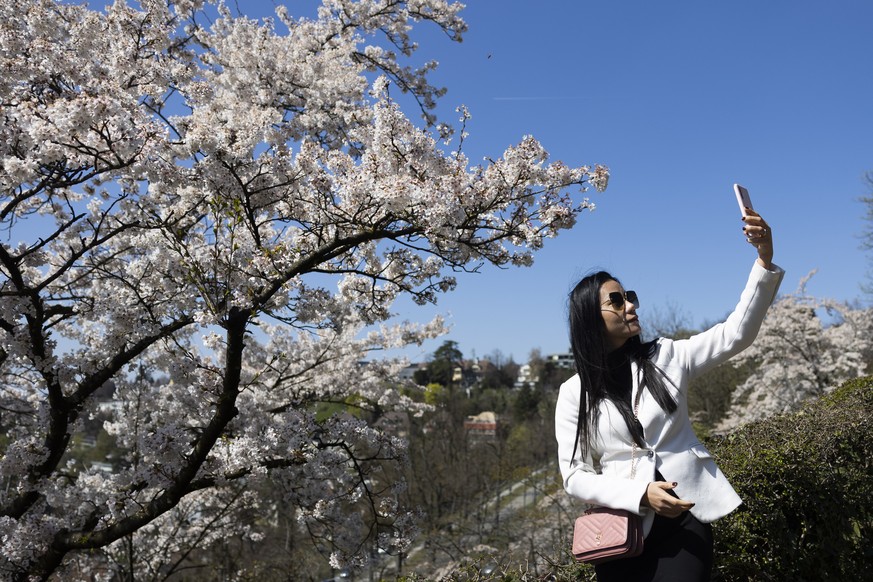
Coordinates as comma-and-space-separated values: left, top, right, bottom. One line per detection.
555, 208, 784, 581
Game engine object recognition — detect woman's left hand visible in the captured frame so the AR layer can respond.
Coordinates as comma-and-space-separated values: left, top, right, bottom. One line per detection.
742, 209, 774, 269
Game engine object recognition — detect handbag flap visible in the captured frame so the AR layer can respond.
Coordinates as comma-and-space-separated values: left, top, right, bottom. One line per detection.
572, 508, 631, 554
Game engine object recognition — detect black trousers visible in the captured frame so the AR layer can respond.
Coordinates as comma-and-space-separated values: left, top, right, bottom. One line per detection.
594, 471, 714, 582
593, 509, 713, 582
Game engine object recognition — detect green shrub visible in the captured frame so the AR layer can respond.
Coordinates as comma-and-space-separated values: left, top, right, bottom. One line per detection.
708, 376, 873, 581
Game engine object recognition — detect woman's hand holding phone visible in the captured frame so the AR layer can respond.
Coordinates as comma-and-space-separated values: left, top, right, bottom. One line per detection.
735, 184, 773, 269
743, 209, 773, 269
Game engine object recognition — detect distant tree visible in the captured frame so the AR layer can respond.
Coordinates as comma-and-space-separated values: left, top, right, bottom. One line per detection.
512, 384, 541, 422
412, 366, 431, 387
477, 352, 517, 390
434, 340, 464, 363
503, 357, 522, 388
422, 382, 446, 406
687, 359, 755, 436
716, 272, 873, 431
525, 348, 545, 387
487, 349, 508, 369
861, 171, 873, 297
538, 360, 574, 392
414, 340, 464, 387
644, 299, 695, 341
471, 386, 510, 413
433, 340, 464, 385
524, 348, 572, 392
404, 409, 468, 524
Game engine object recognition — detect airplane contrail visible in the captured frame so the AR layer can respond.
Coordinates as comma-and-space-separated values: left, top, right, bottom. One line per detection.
492, 96, 590, 101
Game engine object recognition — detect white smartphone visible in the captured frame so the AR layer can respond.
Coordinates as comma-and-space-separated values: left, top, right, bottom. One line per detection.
733, 184, 753, 217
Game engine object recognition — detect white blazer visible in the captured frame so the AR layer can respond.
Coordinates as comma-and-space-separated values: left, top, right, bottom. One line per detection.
555, 262, 785, 535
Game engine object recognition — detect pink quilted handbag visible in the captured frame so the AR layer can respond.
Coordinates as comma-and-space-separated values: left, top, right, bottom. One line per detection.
572, 507, 644, 564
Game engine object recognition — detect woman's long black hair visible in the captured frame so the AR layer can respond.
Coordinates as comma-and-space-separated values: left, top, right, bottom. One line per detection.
568, 271, 677, 462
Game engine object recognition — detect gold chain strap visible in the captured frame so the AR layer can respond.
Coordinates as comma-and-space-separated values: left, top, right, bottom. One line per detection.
630, 385, 643, 480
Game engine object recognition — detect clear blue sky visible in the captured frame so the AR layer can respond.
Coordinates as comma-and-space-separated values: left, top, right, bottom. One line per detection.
232, 2, 873, 362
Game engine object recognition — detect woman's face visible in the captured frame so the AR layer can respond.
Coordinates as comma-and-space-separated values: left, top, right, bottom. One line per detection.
599, 279, 641, 350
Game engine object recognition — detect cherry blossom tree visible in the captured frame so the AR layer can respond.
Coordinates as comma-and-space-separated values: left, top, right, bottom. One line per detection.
0, 0, 608, 579
716, 271, 873, 432
862, 170, 873, 297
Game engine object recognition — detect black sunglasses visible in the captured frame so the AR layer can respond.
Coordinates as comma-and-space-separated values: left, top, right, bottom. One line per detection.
601, 290, 639, 311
